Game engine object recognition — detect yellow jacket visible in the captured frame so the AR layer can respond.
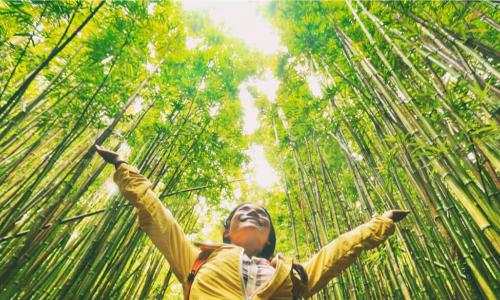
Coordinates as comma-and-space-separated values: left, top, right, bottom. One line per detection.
114, 164, 395, 299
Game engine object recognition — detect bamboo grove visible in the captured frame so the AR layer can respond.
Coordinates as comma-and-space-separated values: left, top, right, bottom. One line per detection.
0, 1, 256, 298
0, 1, 498, 299
259, 1, 499, 299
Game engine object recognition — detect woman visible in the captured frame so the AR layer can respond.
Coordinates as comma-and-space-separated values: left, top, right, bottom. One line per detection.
96, 145, 409, 299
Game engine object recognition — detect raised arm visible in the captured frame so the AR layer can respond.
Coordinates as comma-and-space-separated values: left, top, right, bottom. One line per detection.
303, 211, 408, 298
96, 145, 200, 283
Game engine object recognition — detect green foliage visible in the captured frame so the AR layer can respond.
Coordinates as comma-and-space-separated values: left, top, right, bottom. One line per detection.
262, 0, 499, 299
0, 1, 498, 299
0, 2, 258, 298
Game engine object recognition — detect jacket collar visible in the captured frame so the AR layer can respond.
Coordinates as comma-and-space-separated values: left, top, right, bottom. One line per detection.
193, 242, 297, 299
252, 254, 293, 299
193, 241, 235, 251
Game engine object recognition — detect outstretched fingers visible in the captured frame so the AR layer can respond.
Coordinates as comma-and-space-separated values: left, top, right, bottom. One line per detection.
382, 209, 410, 222
94, 144, 120, 164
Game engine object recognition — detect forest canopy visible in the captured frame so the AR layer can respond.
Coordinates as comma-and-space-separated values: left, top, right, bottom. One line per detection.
0, 1, 498, 299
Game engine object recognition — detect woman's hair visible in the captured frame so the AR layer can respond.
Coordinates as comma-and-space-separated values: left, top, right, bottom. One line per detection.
222, 203, 276, 259
223, 203, 308, 298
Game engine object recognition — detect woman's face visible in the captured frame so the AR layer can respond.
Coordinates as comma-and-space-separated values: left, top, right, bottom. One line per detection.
225, 204, 271, 256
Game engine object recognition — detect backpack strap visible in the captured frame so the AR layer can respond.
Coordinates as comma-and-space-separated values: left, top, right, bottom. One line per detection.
184, 244, 223, 300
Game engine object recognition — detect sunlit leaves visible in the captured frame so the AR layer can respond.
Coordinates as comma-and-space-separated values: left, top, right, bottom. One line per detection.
0, 2, 259, 299
265, 0, 499, 298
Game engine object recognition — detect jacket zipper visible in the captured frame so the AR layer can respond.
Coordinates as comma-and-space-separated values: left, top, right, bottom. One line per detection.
239, 248, 249, 300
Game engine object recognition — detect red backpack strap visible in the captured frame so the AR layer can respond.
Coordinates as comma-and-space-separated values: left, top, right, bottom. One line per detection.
184, 244, 223, 300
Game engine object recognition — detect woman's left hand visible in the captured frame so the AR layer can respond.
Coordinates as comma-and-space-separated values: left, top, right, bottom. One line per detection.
381, 210, 410, 222
95, 144, 122, 165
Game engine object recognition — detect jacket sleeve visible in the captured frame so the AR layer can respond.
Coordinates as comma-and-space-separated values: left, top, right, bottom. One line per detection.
113, 163, 200, 283
303, 214, 395, 297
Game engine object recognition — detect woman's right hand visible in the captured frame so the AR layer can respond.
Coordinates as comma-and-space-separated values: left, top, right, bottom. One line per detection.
381, 209, 410, 222
95, 144, 122, 165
